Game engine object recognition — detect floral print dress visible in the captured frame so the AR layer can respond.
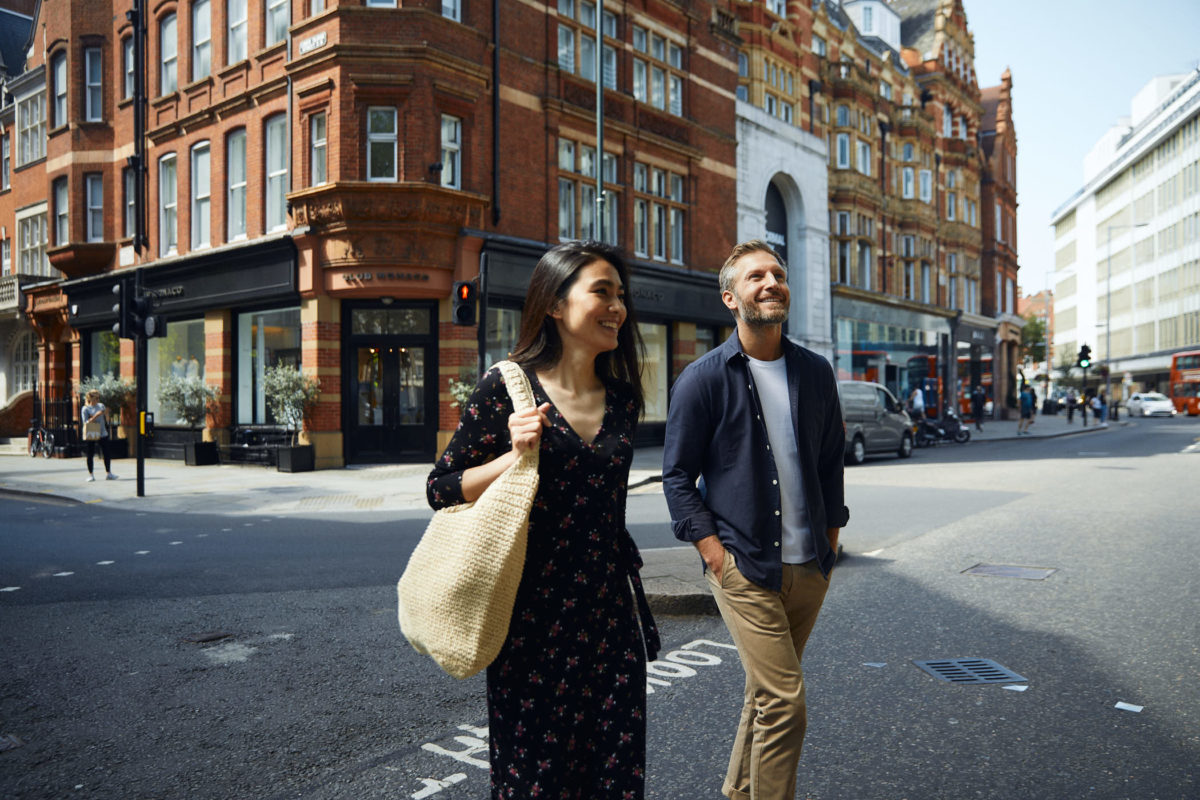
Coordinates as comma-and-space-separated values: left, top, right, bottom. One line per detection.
427, 365, 659, 800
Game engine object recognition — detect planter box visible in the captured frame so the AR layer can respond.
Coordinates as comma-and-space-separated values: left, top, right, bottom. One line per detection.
277, 444, 314, 473
184, 440, 219, 466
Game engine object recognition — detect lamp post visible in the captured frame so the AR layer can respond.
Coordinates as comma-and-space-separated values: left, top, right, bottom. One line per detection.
1105, 222, 1149, 421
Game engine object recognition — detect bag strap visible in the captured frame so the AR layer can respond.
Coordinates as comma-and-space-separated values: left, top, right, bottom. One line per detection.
495, 361, 535, 414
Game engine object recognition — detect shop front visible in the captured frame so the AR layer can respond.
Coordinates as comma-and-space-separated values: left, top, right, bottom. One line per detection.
953, 316, 999, 420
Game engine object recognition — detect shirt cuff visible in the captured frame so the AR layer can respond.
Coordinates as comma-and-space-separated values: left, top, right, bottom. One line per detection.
828, 505, 850, 529
671, 513, 718, 543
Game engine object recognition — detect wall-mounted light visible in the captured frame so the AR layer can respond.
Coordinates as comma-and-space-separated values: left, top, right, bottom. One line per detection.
381, 296, 394, 306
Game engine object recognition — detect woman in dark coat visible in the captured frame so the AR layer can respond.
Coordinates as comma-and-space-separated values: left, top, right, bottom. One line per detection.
427, 241, 659, 800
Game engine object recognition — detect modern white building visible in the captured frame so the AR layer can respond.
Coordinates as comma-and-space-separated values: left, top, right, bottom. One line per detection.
1050, 69, 1200, 396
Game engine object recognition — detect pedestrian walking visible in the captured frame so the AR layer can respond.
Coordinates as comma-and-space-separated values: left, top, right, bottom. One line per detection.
1017, 384, 1034, 435
908, 384, 925, 418
1066, 387, 1077, 423
1093, 392, 1107, 424
662, 240, 848, 800
1080, 391, 1089, 426
426, 241, 659, 800
971, 385, 986, 432
80, 390, 117, 482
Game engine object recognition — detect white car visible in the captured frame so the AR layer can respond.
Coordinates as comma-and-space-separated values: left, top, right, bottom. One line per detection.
1127, 392, 1177, 417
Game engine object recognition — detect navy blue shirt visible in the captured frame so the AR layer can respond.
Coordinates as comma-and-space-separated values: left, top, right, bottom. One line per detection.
662, 333, 849, 590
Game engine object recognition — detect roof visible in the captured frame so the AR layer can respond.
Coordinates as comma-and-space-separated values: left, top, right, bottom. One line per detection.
980, 85, 1001, 130
889, 0, 939, 56
0, 6, 33, 79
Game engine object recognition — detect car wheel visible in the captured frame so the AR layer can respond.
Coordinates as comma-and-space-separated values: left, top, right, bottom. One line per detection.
845, 435, 866, 466
898, 431, 913, 458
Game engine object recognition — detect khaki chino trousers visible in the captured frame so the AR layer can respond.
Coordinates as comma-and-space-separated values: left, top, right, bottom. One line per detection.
707, 551, 830, 800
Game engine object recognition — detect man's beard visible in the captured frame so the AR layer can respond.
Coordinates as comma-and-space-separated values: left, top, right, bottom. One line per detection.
735, 289, 789, 326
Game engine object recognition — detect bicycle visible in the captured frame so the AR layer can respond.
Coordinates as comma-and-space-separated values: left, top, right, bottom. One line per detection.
28, 425, 54, 458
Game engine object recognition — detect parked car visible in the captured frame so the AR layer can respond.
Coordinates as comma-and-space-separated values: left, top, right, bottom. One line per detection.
838, 380, 914, 465
1127, 392, 1177, 417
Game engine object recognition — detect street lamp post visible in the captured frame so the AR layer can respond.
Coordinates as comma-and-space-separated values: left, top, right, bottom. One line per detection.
1105, 222, 1149, 421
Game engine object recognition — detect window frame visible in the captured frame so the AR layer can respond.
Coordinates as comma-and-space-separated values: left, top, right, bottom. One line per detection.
836, 133, 850, 169
264, 114, 288, 232
192, 0, 212, 82
123, 37, 134, 100
17, 94, 46, 166
266, 0, 290, 47
84, 47, 103, 122
227, 0, 248, 64
191, 141, 211, 249
123, 166, 136, 238
440, 114, 461, 190
53, 177, 69, 245
85, 173, 103, 242
366, 106, 398, 182
160, 13, 178, 96
309, 112, 327, 187
51, 51, 67, 128
226, 128, 247, 240
159, 153, 178, 256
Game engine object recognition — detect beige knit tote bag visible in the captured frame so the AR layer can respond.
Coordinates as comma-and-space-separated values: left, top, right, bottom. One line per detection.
397, 361, 540, 679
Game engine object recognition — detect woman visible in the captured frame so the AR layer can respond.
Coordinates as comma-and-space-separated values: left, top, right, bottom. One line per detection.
81, 390, 117, 482
427, 241, 659, 800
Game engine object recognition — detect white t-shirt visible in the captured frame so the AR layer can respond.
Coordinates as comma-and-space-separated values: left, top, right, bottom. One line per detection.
746, 354, 814, 564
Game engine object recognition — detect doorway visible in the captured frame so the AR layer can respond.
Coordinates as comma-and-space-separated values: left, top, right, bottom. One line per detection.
345, 303, 438, 463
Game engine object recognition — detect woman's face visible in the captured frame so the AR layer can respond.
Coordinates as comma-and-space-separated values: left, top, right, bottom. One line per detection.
550, 259, 626, 357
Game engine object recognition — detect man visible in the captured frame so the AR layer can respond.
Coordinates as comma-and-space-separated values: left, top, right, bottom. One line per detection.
663, 240, 849, 800
971, 385, 986, 432
1017, 384, 1033, 434
1066, 387, 1077, 423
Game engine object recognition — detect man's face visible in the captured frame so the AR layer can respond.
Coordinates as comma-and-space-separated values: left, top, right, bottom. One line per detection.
722, 250, 790, 326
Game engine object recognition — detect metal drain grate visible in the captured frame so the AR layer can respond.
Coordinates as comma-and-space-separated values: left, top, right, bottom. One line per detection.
913, 658, 1026, 685
963, 563, 1057, 580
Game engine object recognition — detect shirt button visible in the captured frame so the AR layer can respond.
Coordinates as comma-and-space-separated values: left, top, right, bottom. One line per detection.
772, 479, 778, 485
775, 510, 781, 516
774, 541, 780, 547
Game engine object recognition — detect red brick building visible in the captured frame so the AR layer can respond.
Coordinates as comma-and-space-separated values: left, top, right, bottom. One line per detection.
12, 0, 739, 465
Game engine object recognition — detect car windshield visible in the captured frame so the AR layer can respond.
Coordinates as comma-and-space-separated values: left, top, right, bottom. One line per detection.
1142, 393, 1168, 402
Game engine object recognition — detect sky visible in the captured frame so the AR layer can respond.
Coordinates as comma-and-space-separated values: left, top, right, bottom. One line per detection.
964, 0, 1200, 298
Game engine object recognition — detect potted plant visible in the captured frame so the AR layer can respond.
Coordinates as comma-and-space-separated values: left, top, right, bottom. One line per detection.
78, 373, 136, 458
158, 374, 220, 465
263, 363, 321, 472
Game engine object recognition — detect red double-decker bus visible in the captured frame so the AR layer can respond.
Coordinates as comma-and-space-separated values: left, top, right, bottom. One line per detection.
1169, 351, 1200, 415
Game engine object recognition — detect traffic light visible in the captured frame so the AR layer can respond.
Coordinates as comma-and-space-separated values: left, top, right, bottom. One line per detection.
451, 280, 477, 326
1078, 344, 1091, 369
112, 278, 135, 339
132, 294, 165, 338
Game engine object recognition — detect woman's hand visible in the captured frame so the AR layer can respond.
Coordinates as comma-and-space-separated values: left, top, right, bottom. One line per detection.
509, 402, 551, 456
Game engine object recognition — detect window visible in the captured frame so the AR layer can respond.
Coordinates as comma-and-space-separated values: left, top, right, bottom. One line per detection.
192, 0, 212, 81
1, 239, 9, 273
310, 113, 327, 186
160, 14, 178, 95
311, 0, 325, 12
765, 93, 776, 116
53, 178, 68, 245
880, 81, 892, 101
227, 129, 246, 239
191, 143, 210, 248
837, 240, 850, 283
366, 0, 398, 5
836, 105, 849, 126
902, 167, 914, 199
942, 105, 952, 137
86, 174, 103, 242
862, 5, 873, 31
265, 115, 287, 231
123, 167, 136, 238
159, 154, 177, 255
768, 0, 786, 15
442, 0, 461, 21
51, 52, 67, 127
902, 142, 913, 161
367, 107, 397, 181
147, 319, 205, 423
920, 262, 931, 303
738, 52, 748, 77
1, 133, 9, 190
85, 48, 103, 121
836, 133, 850, 168
440, 115, 461, 189
919, 169, 932, 203
12, 331, 37, 391
558, 177, 575, 239
857, 140, 871, 176
266, 0, 289, 46
18, 213, 49, 276
995, 201, 1003, 242
959, 115, 968, 141
813, 36, 826, 57
237, 307, 302, 424
856, 242, 872, 290
227, 0, 247, 64
123, 38, 134, 99
630, 28, 682, 115
633, 198, 647, 256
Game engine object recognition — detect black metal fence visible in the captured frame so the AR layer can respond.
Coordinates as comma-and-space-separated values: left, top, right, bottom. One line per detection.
29, 382, 80, 456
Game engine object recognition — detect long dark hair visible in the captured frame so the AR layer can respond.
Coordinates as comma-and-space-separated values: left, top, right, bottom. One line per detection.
509, 240, 644, 419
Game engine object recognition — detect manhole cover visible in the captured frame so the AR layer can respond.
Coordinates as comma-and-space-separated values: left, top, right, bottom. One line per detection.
913, 658, 1026, 685
963, 563, 1057, 580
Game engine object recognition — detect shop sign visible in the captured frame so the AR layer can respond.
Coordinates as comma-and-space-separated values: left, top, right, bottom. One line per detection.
342, 271, 431, 285
299, 31, 327, 55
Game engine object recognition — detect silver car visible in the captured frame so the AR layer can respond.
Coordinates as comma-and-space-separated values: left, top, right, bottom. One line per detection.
1127, 392, 1177, 417
838, 380, 914, 465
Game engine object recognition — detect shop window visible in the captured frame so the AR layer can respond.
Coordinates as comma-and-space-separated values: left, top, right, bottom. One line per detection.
227, 128, 246, 239
160, 13, 178, 95
266, 0, 289, 47
159, 154, 177, 255
265, 115, 287, 230
84, 48, 103, 122
191, 142, 210, 248
193, 0, 212, 81
638, 321, 668, 422
51, 52, 67, 127
53, 178, 68, 245
86, 174, 103, 242
89, 330, 121, 378
310, 113, 327, 186
228, 0, 247, 64
440, 115, 461, 190
147, 319, 206, 424
485, 305, 522, 370
367, 107, 397, 181
237, 307, 301, 424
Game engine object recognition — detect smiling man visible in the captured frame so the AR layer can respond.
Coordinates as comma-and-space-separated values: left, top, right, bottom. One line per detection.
662, 240, 849, 800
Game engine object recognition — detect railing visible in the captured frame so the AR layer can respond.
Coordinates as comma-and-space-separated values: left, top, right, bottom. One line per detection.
0, 275, 20, 313
29, 382, 80, 456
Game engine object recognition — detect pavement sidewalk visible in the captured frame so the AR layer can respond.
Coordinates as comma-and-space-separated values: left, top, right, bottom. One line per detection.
0, 410, 1109, 615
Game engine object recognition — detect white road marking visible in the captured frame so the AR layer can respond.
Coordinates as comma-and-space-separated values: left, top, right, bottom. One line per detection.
52, 572, 74, 577
202, 642, 257, 665
863, 548, 885, 557
96, 561, 115, 566
196, 533, 209, 538
411, 774, 467, 799
221, 528, 232, 532
1, 587, 20, 592
135, 550, 150, 555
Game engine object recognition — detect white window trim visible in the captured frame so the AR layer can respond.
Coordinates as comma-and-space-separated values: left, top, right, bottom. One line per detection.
227, 0, 248, 65
53, 177, 69, 245
84, 48, 103, 122
192, 0, 212, 82
310, 113, 327, 187
52, 53, 67, 128
161, 14, 178, 96
17, 204, 51, 278
440, 114, 461, 190
191, 142, 211, 249
159, 154, 177, 256
366, 106, 398, 182
86, 174, 103, 243
265, 116, 288, 231
227, 129, 247, 240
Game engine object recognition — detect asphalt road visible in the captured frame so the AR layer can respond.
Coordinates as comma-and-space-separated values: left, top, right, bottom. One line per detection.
1, 416, 1197, 799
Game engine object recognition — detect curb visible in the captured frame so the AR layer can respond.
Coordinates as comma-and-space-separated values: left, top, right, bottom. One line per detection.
644, 590, 718, 617
968, 424, 1110, 444
0, 486, 82, 505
